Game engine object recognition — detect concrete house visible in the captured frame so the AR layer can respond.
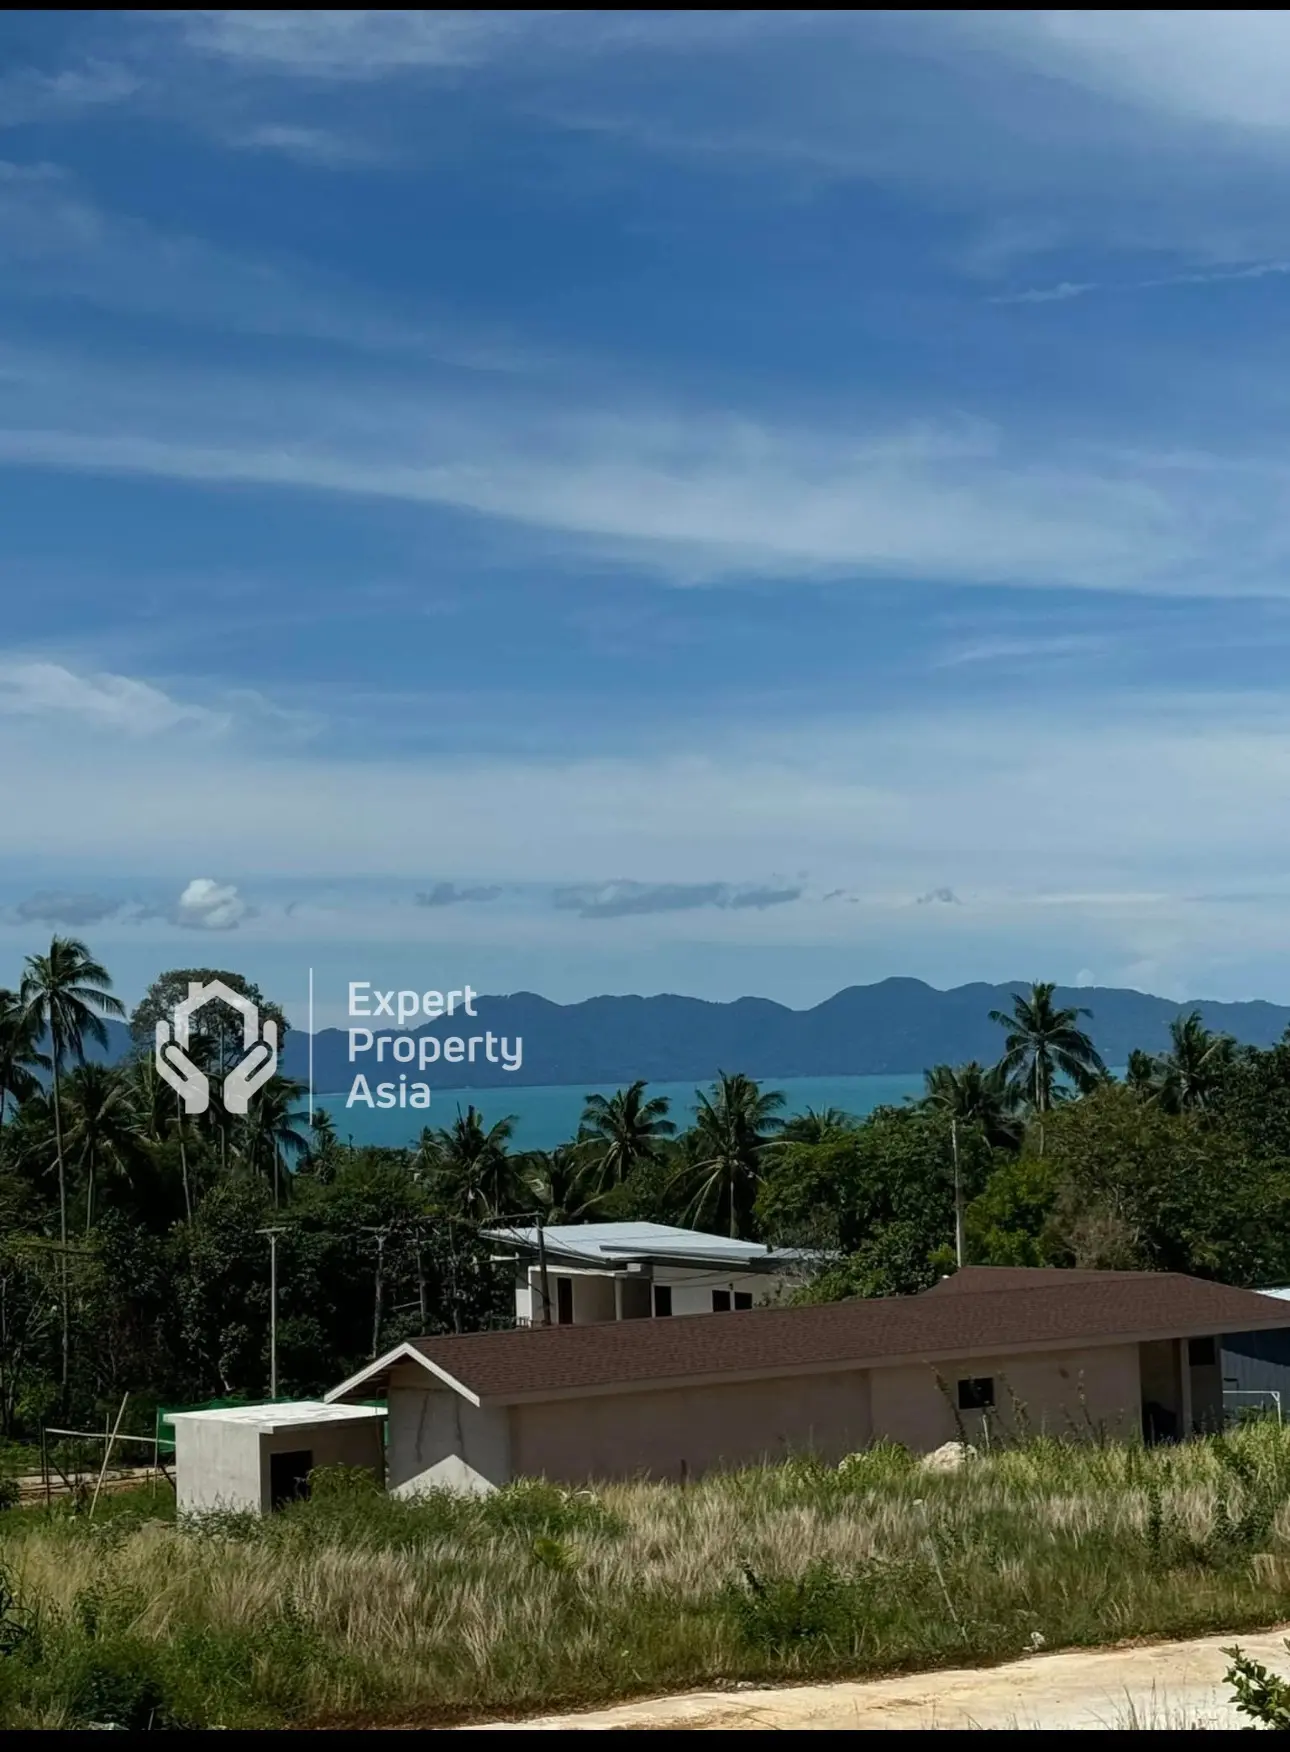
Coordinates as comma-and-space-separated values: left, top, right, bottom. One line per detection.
169, 1401, 387, 1515
480, 1219, 809, 1324
483, 1220, 810, 1326
326, 1267, 1290, 1495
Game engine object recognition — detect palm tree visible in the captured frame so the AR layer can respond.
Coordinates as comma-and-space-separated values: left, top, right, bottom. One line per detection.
921, 1060, 1020, 1266
920, 1061, 1020, 1151
523, 1145, 602, 1225
0, 987, 45, 1137
1124, 1048, 1157, 1099
1153, 1011, 1234, 1114
989, 981, 1105, 1124
20, 937, 124, 1403
579, 1081, 675, 1190
433, 1105, 520, 1219
779, 1105, 859, 1144
674, 1071, 784, 1239
61, 1062, 138, 1233
239, 1075, 309, 1206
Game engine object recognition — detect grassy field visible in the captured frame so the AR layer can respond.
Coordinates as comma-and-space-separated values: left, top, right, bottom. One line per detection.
4, 1426, 1290, 1728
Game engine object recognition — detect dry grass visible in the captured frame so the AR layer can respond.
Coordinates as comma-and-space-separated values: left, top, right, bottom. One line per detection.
3, 1427, 1290, 1727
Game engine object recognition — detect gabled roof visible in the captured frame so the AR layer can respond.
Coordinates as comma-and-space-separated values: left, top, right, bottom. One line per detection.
921, 1266, 1150, 1296
327, 1269, 1290, 1409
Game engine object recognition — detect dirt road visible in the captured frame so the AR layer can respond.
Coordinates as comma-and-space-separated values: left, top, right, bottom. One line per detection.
463, 1625, 1290, 1730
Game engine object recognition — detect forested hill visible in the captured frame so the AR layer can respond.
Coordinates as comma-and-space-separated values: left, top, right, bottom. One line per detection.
86, 977, 1290, 1091
283, 979, 1290, 1090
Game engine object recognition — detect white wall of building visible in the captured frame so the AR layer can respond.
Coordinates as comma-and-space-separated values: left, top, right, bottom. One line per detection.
516, 1263, 793, 1325
386, 1363, 512, 1496
174, 1419, 263, 1515
174, 1416, 384, 1515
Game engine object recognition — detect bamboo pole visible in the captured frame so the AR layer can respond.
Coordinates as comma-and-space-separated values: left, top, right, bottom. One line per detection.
89, 1393, 128, 1520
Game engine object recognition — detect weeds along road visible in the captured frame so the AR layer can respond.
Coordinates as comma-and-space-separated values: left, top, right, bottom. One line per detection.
459, 1625, 1290, 1731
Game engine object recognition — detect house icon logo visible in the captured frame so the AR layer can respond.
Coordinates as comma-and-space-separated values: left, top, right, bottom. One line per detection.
154, 978, 278, 1116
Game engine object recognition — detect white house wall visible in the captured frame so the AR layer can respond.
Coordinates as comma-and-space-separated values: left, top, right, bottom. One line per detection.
387, 1364, 512, 1496
175, 1418, 385, 1515
174, 1420, 263, 1515
519, 1264, 794, 1325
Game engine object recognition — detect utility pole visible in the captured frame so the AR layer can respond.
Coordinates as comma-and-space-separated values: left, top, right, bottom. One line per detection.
535, 1210, 552, 1327
363, 1226, 391, 1357
951, 1119, 964, 1270
257, 1227, 287, 1399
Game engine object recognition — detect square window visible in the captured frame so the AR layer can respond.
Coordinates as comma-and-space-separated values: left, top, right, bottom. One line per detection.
957, 1376, 995, 1411
712, 1290, 732, 1312
734, 1292, 753, 1310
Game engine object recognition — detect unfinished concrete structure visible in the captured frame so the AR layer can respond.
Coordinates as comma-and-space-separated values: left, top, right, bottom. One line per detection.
327, 1268, 1290, 1495
169, 1401, 386, 1515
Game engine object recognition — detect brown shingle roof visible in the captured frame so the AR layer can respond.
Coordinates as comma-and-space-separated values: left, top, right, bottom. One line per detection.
921, 1266, 1151, 1296
370, 1270, 1290, 1404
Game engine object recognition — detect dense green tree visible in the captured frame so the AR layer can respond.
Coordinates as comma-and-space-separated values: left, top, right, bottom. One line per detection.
20, 936, 125, 1404
60, 1061, 138, 1233
579, 1081, 675, 1189
963, 1154, 1063, 1267
1040, 1082, 1290, 1284
238, 1074, 309, 1207
673, 1071, 784, 1239
0, 987, 44, 1135
523, 1145, 602, 1225
1153, 1011, 1235, 1113
430, 1105, 521, 1220
779, 1105, 859, 1144
921, 1060, 1020, 1150
990, 980, 1105, 1113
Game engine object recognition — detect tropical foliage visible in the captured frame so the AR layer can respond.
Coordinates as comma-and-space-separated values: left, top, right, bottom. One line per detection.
4, 941, 1290, 1448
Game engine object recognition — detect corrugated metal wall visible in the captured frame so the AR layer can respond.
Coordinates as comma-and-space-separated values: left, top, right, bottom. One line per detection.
1221, 1328, 1290, 1408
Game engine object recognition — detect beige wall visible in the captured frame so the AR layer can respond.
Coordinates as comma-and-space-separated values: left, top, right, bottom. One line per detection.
870, 1343, 1143, 1452
510, 1367, 873, 1484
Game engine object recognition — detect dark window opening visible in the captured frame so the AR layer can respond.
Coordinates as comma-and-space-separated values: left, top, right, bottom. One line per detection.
1189, 1336, 1217, 1366
269, 1449, 312, 1511
734, 1291, 753, 1310
556, 1276, 573, 1325
957, 1377, 995, 1411
653, 1284, 673, 1316
712, 1289, 731, 1311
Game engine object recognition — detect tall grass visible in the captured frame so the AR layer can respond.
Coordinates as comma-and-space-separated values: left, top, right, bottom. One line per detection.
4, 1426, 1290, 1727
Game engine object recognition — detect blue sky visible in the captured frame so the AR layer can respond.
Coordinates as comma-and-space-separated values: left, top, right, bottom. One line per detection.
5, 11, 1290, 1022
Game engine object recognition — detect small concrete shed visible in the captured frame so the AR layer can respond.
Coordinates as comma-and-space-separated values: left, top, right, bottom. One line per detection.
169, 1401, 386, 1515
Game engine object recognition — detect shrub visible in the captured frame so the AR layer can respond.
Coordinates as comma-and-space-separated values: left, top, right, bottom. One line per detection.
720, 1560, 867, 1658
1225, 1642, 1290, 1729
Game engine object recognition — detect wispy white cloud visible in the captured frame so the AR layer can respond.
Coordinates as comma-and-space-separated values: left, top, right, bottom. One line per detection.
227, 122, 386, 167
0, 162, 542, 370
0, 340, 1245, 595
0, 658, 222, 735
995, 259, 1290, 307
0, 61, 140, 128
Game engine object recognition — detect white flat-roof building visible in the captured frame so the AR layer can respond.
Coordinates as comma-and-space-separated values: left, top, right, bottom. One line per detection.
483, 1220, 815, 1326
167, 1401, 386, 1515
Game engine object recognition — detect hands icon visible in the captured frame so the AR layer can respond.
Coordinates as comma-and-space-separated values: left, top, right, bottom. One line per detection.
155, 1021, 211, 1115
154, 980, 280, 1118
223, 1018, 279, 1115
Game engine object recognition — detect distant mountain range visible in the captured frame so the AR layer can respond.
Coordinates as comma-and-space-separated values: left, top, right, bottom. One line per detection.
87, 978, 1290, 1092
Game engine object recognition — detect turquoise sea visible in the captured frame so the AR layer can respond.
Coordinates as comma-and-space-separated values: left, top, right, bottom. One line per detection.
315, 1073, 926, 1152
